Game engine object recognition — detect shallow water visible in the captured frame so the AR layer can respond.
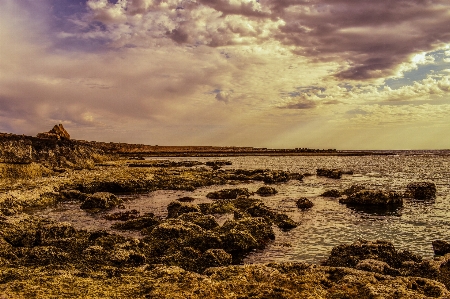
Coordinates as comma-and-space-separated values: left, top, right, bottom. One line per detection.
30, 153, 450, 264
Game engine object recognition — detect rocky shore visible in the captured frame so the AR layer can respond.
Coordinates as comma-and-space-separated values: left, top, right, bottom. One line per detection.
0, 127, 449, 298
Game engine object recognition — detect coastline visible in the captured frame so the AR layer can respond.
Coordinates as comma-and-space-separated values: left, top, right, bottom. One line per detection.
1, 130, 450, 298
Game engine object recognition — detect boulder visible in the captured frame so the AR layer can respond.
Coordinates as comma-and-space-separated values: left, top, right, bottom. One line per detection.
167, 202, 201, 218
296, 197, 314, 210
339, 190, 403, 206
405, 182, 436, 200
255, 186, 278, 196
432, 240, 450, 256
80, 192, 122, 210
206, 188, 250, 200
37, 124, 70, 140
316, 168, 342, 179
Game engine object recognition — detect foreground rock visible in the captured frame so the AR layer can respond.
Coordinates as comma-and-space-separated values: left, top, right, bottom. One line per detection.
405, 182, 437, 200
0, 216, 449, 298
339, 190, 403, 206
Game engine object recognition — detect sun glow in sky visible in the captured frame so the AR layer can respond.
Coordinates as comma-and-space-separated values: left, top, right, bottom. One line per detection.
1, 0, 450, 149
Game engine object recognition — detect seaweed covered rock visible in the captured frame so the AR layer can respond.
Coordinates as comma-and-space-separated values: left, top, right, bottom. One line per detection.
80, 192, 122, 210
233, 197, 298, 231
296, 197, 314, 210
206, 188, 250, 200
59, 189, 88, 202
223, 169, 291, 184
167, 202, 201, 218
405, 182, 437, 200
199, 248, 232, 269
255, 186, 278, 196
324, 240, 422, 269
317, 168, 342, 179
111, 213, 161, 231
178, 212, 219, 230
321, 189, 341, 198
339, 190, 403, 206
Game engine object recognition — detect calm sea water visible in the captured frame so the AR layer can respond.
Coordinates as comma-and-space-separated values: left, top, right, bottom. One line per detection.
31, 153, 450, 264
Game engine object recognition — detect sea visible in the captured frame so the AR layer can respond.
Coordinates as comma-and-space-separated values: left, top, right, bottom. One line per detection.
31, 151, 450, 264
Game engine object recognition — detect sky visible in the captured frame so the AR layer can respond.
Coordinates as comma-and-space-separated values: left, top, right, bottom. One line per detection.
1, 0, 450, 150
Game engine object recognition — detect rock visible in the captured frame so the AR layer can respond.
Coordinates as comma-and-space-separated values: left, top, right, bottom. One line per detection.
405, 182, 437, 200
198, 201, 236, 214
273, 214, 298, 231
37, 124, 71, 140
233, 196, 298, 230
177, 196, 195, 202
342, 184, 366, 196
60, 189, 88, 202
206, 188, 250, 200
432, 240, 450, 256
198, 248, 232, 270
111, 214, 161, 231
177, 212, 219, 230
80, 192, 122, 210
167, 202, 201, 218
288, 173, 304, 181
321, 189, 341, 197
339, 190, 403, 206
296, 197, 314, 210
145, 219, 206, 255
316, 168, 342, 179
218, 217, 275, 255
324, 239, 422, 269
355, 258, 401, 276
255, 186, 278, 196
223, 169, 291, 184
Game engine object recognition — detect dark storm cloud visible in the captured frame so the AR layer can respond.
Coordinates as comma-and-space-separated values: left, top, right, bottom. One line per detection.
268, 0, 450, 80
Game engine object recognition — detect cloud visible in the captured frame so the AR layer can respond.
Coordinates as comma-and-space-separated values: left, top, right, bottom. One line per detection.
281, 98, 317, 109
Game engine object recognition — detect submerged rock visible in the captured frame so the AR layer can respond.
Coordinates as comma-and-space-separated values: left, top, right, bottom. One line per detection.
296, 197, 314, 210
255, 186, 278, 196
405, 182, 437, 200
176, 196, 196, 202
321, 189, 341, 197
316, 168, 342, 179
432, 240, 450, 256
206, 188, 250, 200
80, 192, 122, 210
339, 190, 403, 206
